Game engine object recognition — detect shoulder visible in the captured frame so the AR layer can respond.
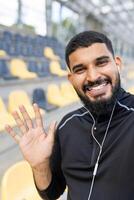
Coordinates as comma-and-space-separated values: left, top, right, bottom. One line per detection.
117, 88, 134, 110
57, 106, 89, 130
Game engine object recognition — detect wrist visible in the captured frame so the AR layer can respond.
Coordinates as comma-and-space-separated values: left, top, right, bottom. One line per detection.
32, 160, 50, 173
32, 161, 52, 190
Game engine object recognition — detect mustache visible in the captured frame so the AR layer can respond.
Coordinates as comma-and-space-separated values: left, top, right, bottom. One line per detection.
83, 78, 112, 92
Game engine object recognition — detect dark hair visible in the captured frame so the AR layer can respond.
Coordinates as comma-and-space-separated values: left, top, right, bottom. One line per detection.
65, 30, 114, 68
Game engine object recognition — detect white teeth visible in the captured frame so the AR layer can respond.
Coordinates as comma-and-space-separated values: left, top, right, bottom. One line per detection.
91, 83, 107, 90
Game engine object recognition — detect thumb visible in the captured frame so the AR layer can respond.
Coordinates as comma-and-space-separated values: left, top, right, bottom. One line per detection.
47, 120, 57, 140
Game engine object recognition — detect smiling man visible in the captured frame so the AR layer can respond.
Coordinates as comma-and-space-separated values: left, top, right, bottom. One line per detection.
6, 31, 134, 200
67, 32, 121, 116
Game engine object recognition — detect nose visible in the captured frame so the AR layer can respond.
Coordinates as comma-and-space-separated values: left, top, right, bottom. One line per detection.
86, 67, 100, 82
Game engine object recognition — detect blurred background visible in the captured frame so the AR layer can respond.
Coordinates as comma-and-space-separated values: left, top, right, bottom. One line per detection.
0, 0, 134, 199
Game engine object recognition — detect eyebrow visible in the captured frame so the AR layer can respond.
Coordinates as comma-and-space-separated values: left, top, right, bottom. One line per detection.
96, 55, 110, 61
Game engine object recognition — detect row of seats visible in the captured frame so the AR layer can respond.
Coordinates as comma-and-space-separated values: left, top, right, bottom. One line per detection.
0, 31, 64, 59
0, 47, 68, 80
1, 160, 66, 200
0, 30, 67, 81
0, 82, 79, 131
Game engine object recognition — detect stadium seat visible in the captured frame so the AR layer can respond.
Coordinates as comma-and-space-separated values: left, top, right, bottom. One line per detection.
33, 88, 57, 112
44, 47, 60, 61
0, 50, 7, 57
8, 90, 44, 119
128, 87, 134, 94
28, 61, 39, 74
10, 58, 37, 79
39, 59, 51, 77
3, 31, 13, 42
60, 59, 68, 70
14, 33, 23, 42
28, 60, 50, 77
47, 84, 74, 107
49, 61, 68, 76
0, 59, 18, 80
0, 97, 16, 131
127, 71, 134, 79
1, 160, 43, 200
60, 82, 79, 102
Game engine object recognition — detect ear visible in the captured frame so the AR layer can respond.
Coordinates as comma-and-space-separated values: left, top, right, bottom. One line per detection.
114, 56, 122, 72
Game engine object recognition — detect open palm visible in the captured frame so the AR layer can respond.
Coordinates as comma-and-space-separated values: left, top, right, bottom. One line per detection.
5, 104, 57, 168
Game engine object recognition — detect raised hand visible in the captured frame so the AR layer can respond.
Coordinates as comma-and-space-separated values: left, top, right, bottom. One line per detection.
5, 104, 57, 168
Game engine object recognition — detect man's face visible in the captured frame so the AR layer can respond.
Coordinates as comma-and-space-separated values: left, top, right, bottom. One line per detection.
68, 43, 122, 115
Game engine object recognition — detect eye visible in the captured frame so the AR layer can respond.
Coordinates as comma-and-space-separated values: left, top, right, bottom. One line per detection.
73, 67, 86, 74
96, 60, 109, 67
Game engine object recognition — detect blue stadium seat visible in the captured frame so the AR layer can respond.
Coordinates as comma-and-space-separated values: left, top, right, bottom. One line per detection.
33, 88, 57, 112
36, 35, 45, 45
7, 46, 17, 56
27, 45, 33, 57
0, 59, 18, 80
39, 59, 51, 77
28, 61, 39, 73
21, 45, 29, 57
14, 44, 22, 56
60, 59, 67, 70
0, 40, 4, 49
32, 47, 43, 57
28, 60, 50, 77
3, 31, 13, 43
14, 33, 23, 42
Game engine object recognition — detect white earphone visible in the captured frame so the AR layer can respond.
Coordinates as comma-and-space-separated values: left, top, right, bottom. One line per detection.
117, 65, 120, 72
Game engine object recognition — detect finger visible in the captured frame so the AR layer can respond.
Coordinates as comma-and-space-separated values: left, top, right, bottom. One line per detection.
47, 121, 57, 141
12, 111, 28, 135
33, 103, 44, 128
19, 105, 33, 129
5, 125, 21, 143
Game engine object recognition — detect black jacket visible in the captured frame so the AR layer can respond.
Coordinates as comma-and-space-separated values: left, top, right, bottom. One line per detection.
38, 89, 134, 200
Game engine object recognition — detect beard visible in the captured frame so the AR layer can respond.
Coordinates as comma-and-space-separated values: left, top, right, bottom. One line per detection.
75, 73, 121, 116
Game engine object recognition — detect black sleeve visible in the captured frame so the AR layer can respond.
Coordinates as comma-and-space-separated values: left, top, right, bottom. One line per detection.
36, 129, 66, 200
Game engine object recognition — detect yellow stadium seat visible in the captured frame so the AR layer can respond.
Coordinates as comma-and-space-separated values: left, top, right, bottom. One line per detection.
128, 87, 134, 94
8, 90, 44, 119
127, 71, 134, 79
47, 84, 73, 107
44, 47, 60, 61
0, 49, 7, 57
1, 160, 43, 200
0, 97, 16, 131
60, 82, 79, 102
49, 61, 68, 76
10, 58, 37, 79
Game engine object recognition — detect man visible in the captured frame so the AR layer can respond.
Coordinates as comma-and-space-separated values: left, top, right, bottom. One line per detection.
5, 31, 134, 200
